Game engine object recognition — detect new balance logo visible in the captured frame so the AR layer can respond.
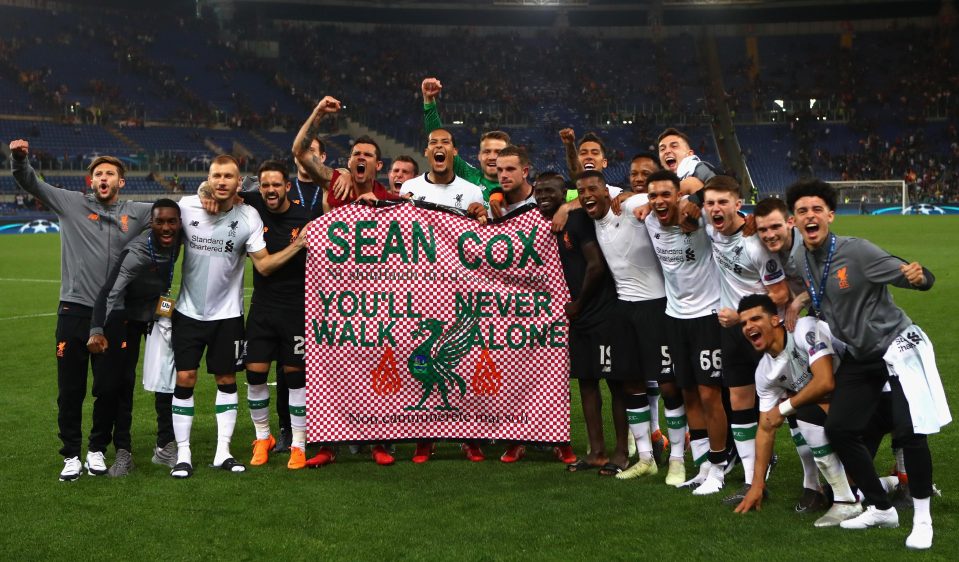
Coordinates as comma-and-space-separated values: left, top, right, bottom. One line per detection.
190, 221, 199, 227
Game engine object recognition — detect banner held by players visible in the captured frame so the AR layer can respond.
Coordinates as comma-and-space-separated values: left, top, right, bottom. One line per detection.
304, 203, 571, 443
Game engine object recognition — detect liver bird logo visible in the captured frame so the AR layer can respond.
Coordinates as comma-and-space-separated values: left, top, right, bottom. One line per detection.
404, 313, 478, 411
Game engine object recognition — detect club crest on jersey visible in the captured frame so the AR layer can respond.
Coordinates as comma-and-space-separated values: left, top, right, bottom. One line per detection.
562, 231, 573, 250
228, 221, 239, 237
56, 341, 66, 357
454, 194, 464, 208
836, 266, 850, 289
119, 215, 129, 232
87, 213, 99, 222
290, 227, 300, 244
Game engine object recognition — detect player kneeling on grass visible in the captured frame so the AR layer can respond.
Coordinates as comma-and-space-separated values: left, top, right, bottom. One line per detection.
733, 294, 862, 527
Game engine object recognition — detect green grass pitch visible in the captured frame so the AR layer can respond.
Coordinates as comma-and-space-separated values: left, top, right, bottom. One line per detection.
0, 216, 956, 561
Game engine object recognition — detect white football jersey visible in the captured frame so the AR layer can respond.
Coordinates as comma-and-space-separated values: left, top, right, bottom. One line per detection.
756, 316, 845, 412
706, 224, 786, 310
176, 195, 266, 321
593, 194, 666, 302
402, 173, 486, 213
505, 192, 536, 214
645, 214, 721, 318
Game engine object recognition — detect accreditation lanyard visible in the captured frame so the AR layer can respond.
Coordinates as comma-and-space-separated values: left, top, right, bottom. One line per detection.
803, 233, 837, 319
147, 235, 177, 295
295, 178, 320, 212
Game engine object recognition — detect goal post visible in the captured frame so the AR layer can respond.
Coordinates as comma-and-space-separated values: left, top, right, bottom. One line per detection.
828, 180, 908, 214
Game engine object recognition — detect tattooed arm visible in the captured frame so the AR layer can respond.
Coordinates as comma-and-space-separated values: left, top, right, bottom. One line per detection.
292, 96, 341, 186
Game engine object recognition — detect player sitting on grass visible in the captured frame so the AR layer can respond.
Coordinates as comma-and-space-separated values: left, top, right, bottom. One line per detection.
732, 293, 862, 528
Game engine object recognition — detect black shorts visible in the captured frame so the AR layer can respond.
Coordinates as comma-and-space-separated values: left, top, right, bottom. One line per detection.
172, 311, 245, 375
721, 324, 761, 388
568, 320, 614, 380
245, 303, 306, 369
666, 313, 723, 389
608, 298, 672, 382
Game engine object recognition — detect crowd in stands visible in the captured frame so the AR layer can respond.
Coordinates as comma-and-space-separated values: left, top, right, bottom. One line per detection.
1, 4, 957, 205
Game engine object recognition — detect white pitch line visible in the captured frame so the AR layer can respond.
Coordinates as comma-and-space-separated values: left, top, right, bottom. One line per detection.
0, 278, 60, 283
0, 312, 56, 321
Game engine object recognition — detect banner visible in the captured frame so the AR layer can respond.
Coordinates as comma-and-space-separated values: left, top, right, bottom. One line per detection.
304, 203, 571, 443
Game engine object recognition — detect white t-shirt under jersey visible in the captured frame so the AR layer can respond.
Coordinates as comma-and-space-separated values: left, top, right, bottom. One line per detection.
755, 316, 845, 412
593, 194, 666, 302
706, 224, 786, 310
176, 195, 266, 321
645, 215, 721, 318
402, 173, 486, 213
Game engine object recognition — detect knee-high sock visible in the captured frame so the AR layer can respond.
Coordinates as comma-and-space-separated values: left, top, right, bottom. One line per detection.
646, 381, 661, 434
625, 394, 652, 461
689, 428, 709, 468
246, 371, 271, 440
214, 383, 239, 464
289, 387, 307, 450
789, 416, 820, 490
730, 408, 758, 483
665, 405, 688, 461
172, 385, 194, 465
798, 420, 856, 503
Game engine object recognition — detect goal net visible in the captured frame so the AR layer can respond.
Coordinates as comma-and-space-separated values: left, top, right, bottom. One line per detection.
828, 180, 908, 214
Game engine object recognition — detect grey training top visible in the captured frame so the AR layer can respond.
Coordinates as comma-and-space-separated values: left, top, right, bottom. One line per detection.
89, 232, 178, 336
779, 226, 807, 297
12, 157, 153, 310
801, 235, 934, 361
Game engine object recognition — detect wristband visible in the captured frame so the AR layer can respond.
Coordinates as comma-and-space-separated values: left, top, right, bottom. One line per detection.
778, 399, 797, 417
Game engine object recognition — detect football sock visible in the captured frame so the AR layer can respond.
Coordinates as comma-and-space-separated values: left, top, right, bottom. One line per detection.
289, 386, 307, 450
689, 428, 709, 468
789, 420, 820, 490
798, 420, 856, 503
246, 371, 271, 440
214, 383, 238, 465
625, 394, 652, 461
665, 405, 688, 461
646, 382, 661, 434
913, 497, 931, 524
172, 385, 194, 466
730, 408, 758, 484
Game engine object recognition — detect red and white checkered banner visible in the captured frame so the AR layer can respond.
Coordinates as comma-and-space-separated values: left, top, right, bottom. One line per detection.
304, 203, 570, 443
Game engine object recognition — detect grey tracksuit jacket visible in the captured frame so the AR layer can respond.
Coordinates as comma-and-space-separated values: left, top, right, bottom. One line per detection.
11, 156, 153, 311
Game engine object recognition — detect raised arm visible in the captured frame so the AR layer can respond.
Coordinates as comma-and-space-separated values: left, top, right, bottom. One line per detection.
292, 97, 340, 186
422, 77, 478, 182
9, 139, 77, 213
422, 77, 443, 134
559, 128, 583, 180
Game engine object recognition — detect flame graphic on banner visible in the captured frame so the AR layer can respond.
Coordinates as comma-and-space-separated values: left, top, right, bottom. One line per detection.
371, 345, 402, 395
470, 348, 502, 395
